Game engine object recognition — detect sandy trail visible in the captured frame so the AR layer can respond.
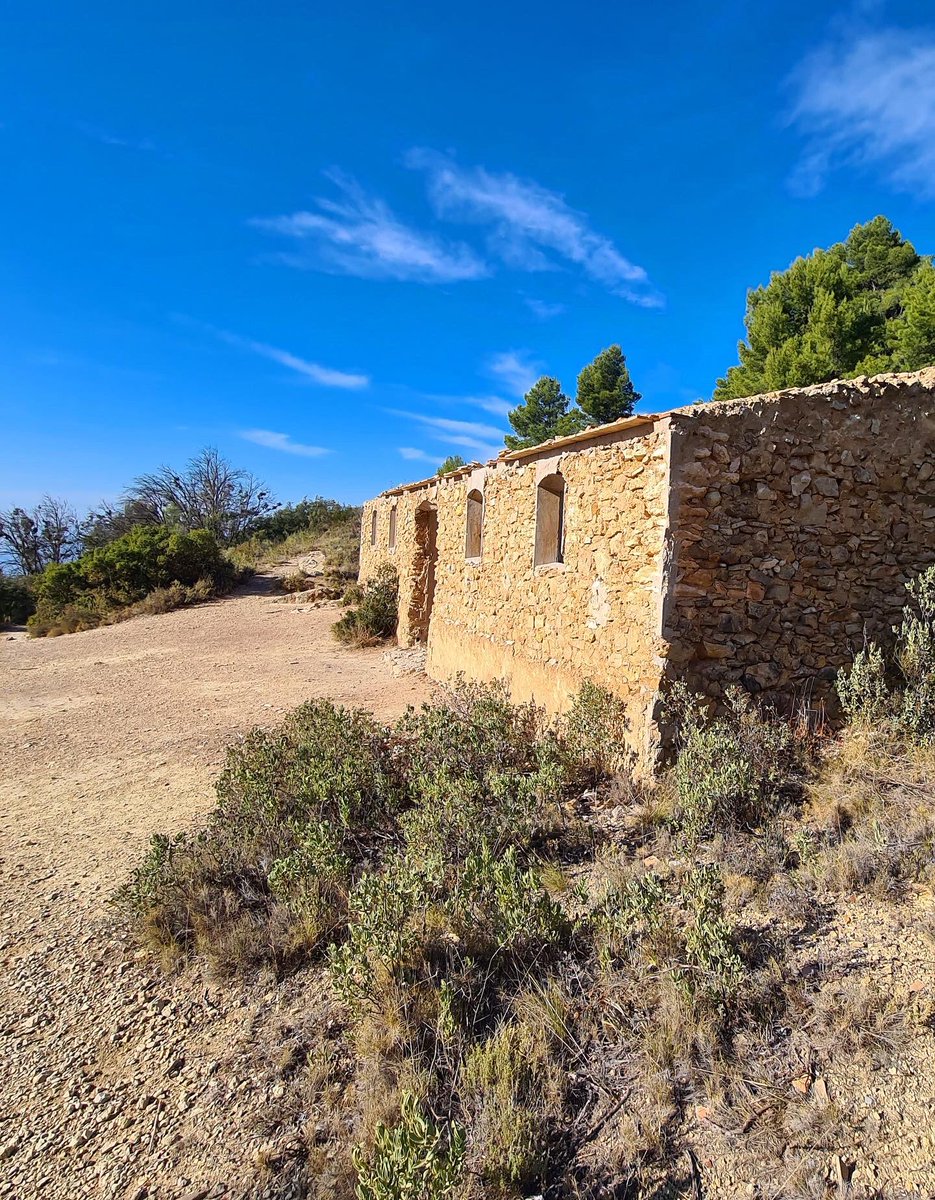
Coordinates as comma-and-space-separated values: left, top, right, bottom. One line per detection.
0, 578, 429, 900
0, 578, 431, 1199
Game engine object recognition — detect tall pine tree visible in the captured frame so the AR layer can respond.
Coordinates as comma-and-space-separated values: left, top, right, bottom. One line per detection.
715, 216, 933, 400
505, 377, 573, 450
576, 344, 641, 424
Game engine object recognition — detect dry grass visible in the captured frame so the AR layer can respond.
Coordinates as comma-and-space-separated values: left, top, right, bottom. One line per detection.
115, 680, 935, 1198
803, 729, 935, 896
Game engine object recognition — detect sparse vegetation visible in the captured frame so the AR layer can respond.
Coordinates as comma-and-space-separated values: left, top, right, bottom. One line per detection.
332, 564, 398, 646
0, 572, 34, 625
114, 569, 935, 1197
230, 499, 361, 580
26, 525, 241, 637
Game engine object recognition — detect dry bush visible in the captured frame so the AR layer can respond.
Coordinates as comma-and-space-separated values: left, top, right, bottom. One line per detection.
332, 566, 398, 647
278, 571, 310, 594
115, 674, 935, 1196
460, 1016, 568, 1194
803, 729, 935, 896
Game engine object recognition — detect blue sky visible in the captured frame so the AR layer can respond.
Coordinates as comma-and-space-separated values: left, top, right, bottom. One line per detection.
2, 0, 934, 510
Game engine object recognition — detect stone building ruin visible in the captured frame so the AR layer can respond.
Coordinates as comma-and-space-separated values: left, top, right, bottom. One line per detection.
360, 369, 935, 762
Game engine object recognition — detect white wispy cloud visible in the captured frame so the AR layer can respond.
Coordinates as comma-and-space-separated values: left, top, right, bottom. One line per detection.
524, 296, 566, 319
485, 350, 542, 397
398, 446, 434, 461
466, 394, 514, 417
76, 122, 157, 152
413, 389, 514, 418
788, 25, 935, 196
406, 149, 661, 306
213, 327, 369, 389
388, 409, 504, 458
240, 429, 330, 457
252, 169, 489, 283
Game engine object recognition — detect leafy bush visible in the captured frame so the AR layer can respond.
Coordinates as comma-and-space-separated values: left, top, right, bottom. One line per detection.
896, 565, 935, 740
352, 1092, 464, 1200
397, 679, 568, 863
329, 843, 568, 1011
247, 497, 359, 543
836, 565, 935, 742
81, 525, 233, 603
268, 821, 352, 952
114, 700, 403, 972
669, 684, 797, 842
327, 858, 429, 1006
837, 642, 889, 725
28, 524, 238, 637
278, 571, 310, 594
561, 680, 632, 777
216, 699, 403, 834
332, 565, 398, 646
116, 672, 935, 1197
0, 574, 35, 625
595, 864, 743, 1001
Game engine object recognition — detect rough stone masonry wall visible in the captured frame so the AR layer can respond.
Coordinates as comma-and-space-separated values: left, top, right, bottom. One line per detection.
361, 424, 673, 759
662, 370, 935, 714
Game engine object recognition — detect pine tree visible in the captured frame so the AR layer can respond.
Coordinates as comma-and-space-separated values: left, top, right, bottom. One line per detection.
575, 344, 641, 424
714, 217, 930, 400
505, 377, 573, 450
893, 260, 935, 371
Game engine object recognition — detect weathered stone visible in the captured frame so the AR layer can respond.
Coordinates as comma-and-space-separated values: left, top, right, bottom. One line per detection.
361, 366, 935, 760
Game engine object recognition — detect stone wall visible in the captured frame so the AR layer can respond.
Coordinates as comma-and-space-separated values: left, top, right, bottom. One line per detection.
662, 370, 935, 713
360, 368, 935, 750
360, 422, 673, 761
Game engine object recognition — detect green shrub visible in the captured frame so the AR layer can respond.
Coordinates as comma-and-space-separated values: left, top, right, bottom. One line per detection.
594, 864, 743, 1000
278, 570, 310, 594
0, 574, 35, 625
562, 680, 632, 777
268, 820, 352, 952
332, 565, 398, 646
837, 643, 890, 725
352, 1091, 464, 1200
28, 596, 104, 637
396, 679, 567, 862
215, 699, 403, 835
114, 701, 402, 973
836, 566, 935, 743
670, 684, 795, 842
327, 858, 429, 1005
82, 524, 232, 603
112, 832, 180, 918
329, 840, 568, 1013
448, 843, 569, 958
897, 566, 935, 740
28, 525, 237, 637
247, 496, 360, 543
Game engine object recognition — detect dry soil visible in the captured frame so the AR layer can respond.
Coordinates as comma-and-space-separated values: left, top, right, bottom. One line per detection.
0, 576, 431, 1199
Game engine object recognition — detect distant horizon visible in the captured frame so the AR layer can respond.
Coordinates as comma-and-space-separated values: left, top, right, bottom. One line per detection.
3, 0, 934, 510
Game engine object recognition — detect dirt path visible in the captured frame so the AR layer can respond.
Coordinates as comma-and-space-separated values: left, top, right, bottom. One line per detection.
0, 578, 431, 1199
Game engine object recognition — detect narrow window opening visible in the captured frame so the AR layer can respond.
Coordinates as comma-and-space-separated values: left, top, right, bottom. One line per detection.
370, 510, 377, 546
534, 473, 565, 566
388, 506, 397, 550
465, 489, 483, 559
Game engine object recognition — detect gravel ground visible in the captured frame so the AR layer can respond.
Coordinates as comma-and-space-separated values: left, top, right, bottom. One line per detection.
2, 578, 934, 1199
0, 577, 431, 1199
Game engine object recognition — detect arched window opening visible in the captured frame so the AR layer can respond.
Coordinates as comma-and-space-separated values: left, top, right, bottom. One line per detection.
370, 510, 378, 546
465, 489, 483, 559
534, 473, 565, 566
388, 505, 397, 551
